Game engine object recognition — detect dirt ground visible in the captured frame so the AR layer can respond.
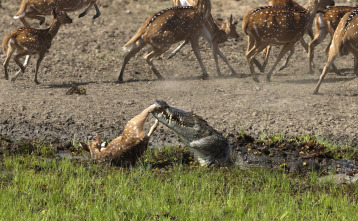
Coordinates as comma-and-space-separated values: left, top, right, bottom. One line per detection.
0, 0, 358, 149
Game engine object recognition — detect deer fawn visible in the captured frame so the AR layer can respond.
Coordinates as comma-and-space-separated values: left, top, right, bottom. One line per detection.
242, 0, 335, 82
308, 6, 356, 74
313, 9, 358, 94
118, 0, 212, 82
169, 0, 239, 76
14, 0, 100, 27
81, 104, 159, 166
2, 8, 72, 84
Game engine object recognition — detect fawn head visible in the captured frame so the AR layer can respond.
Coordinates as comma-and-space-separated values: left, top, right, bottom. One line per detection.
52, 8, 73, 24
222, 15, 239, 40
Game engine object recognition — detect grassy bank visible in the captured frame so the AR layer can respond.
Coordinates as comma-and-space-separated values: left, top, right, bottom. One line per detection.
1, 145, 358, 220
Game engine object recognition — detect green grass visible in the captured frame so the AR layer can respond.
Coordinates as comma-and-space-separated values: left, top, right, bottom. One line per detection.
1, 149, 358, 220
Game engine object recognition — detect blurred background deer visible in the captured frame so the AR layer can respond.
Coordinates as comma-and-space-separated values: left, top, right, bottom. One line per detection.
169, 0, 239, 77
313, 9, 358, 94
2, 8, 72, 84
118, 0, 213, 82
308, 6, 356, 75
242, 0, 335, 82
13, 0, 100, 27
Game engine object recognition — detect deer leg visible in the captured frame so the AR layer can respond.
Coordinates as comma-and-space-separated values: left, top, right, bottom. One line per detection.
246, 39, 268, 82
299, 36, 308, 53
307, 26, 314, 40
266, 43, 293, 82
325, 41, 343, 76
23, 55, 31, 68
27, 15, 46, 25
190, 38, 209, 79
261, 46, 271, 72
278, 47, 295, 71
211, 42, 222, 76
348, 46, 358, 77
216, 47, 238, 76
11, 53, 27, 83
79, 2, 94, 18
168, 40, 189, 59
353, 56, 358, 77
92, 3, 101, 19
308, 27, 328, 74
145, 50, 165, 80
20, 18, 31, 27
147, 120, 159, 137
33, 53, 45, 85
313, 50, 337, 94
118, 40, 146, 82
3, 45, 15, 80
246, 36, 265, 73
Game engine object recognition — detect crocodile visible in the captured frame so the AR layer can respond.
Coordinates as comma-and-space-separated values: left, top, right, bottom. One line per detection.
151, 100, 358, 179
152, 100, 230, 166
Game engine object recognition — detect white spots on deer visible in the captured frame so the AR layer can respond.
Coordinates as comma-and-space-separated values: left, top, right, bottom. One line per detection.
3, 9, 72, 84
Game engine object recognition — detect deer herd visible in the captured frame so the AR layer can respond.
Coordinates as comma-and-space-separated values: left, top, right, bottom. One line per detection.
2, 0, 358, 94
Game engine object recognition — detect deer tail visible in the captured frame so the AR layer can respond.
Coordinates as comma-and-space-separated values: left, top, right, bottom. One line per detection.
2, 34, 13, 53
122, 17, 152, 51
242, 18, 249, 36
13, 1, 28, 19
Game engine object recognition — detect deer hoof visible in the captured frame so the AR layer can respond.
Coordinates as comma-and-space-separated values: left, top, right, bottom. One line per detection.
252, 76, 260, 82
200, 74, 209, 80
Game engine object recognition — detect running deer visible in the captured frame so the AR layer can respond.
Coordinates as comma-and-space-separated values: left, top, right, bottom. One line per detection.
258, 0, 334, 73
169, 0, 239, 77
14, 0, 100, 27
2, 9, 72, 84
308, 6, 356, 74
260, 0, 314, 72
118, 0, 213, 82
81, 104, 160, 166
242, 0, 335, 82
313, 9, 358, 94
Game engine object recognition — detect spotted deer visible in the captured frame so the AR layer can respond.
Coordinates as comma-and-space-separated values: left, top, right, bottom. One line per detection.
259, 0, 314, 71
168, 16, 240, 59
2, 8, 72, 84
169, 0, 239, 77
313, 9, 358, 94
81, 104, 160, 166
308, 6, 356, 74
257, 0, 334, 73
14, 0, 100, 27
118, 0, 213, 82
242, 0, 335, 82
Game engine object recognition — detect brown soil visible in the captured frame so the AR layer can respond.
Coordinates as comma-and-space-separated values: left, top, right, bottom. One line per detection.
1, 0, 358, 150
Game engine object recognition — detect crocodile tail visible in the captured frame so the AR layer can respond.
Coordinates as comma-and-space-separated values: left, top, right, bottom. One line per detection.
13, 0, 28, 19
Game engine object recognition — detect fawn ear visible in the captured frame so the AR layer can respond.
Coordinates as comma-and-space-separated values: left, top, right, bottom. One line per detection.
229, 14, 233, 24
92, 135, 102, 149
52, 8, 57, 17
52, 8, 61, 17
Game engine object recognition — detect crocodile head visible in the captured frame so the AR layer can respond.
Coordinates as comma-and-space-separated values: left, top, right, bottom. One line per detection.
152, 100, 229, 166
